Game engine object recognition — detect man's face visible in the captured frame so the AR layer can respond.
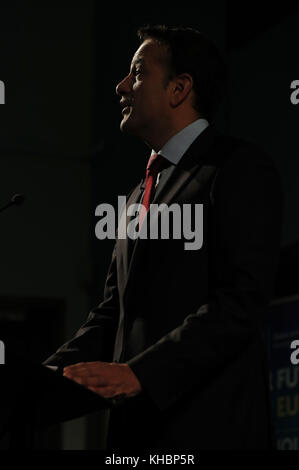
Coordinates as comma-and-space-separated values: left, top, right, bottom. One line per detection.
116, 39, 172, 142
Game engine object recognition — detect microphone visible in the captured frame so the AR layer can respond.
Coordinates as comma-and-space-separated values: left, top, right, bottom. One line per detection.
0, 194, 25, 214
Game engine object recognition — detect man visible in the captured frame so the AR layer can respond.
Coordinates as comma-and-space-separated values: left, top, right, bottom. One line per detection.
44, 25, 282, 450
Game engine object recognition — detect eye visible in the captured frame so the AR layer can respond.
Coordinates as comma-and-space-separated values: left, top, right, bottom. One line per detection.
133, 68, 142, 77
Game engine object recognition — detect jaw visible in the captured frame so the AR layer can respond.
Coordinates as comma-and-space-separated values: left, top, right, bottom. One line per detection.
120, 108, 142, 135
119, 108, 170, 147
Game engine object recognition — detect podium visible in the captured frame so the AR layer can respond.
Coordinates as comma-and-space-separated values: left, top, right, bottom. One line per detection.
0, 362, 111, 449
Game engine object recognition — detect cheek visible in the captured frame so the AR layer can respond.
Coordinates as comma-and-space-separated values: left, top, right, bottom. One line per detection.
133, 82, 167, 117
143, 89, 165, 111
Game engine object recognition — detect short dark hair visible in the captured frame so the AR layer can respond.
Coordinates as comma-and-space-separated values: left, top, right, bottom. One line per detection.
137, 24, 226, 121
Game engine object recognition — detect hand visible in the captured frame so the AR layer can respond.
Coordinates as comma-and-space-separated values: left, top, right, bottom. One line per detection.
63, 361, 142, 400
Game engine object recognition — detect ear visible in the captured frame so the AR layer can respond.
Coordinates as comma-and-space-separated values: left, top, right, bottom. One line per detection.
169, 73, 194, 107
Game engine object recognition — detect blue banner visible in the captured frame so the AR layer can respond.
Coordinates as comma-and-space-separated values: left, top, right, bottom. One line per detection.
267, 296, 299, 450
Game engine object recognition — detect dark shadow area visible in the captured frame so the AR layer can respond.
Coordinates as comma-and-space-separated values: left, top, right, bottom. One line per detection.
0, 0, 298, 450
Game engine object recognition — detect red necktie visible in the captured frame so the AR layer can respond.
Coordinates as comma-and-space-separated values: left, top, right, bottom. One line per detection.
139, 153, 167, 227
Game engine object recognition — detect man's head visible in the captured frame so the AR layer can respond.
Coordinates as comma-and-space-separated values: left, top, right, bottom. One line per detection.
116, 25, 226, 150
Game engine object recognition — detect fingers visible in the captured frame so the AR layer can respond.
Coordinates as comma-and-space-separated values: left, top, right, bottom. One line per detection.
64, 374, 108, 387
63, 361, 109, 383
63, 368, 117, 397
63, 361, 108, 376
63, 362, 119, 390
61, 361, 137, 400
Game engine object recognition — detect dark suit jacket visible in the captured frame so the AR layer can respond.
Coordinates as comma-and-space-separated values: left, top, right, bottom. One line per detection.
44, 125, 283, 450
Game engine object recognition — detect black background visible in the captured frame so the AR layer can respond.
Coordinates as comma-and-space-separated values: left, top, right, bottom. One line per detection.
0, 0, 298, 450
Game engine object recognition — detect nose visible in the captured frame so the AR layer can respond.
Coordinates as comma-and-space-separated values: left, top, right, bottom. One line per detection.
116, 73, 132, 96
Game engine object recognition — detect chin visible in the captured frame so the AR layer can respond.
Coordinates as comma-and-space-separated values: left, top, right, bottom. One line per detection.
120, 116, 138, 136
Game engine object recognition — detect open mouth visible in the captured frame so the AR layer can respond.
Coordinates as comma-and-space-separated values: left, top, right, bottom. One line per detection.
122, 106, 131, 115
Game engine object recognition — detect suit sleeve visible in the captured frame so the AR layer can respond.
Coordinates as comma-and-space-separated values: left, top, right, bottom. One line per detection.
127, 145, 283, 411
43, 244, 120, 368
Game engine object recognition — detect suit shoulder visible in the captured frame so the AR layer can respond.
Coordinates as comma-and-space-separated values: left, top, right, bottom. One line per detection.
211, 134, 283, 203
212, 134, 279, 175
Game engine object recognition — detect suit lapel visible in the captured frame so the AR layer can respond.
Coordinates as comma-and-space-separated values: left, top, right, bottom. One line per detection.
116, 180, 143, 289
119, 124, 219, 299
153, 124, 218, 205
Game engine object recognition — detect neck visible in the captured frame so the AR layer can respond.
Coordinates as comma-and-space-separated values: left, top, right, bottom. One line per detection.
144, 114, 202, 152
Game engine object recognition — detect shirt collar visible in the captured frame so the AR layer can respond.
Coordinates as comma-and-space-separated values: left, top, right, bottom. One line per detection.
151, 118, 209, 165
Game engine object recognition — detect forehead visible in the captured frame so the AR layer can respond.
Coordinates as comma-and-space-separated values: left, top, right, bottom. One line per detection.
131, 38, 168, 68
